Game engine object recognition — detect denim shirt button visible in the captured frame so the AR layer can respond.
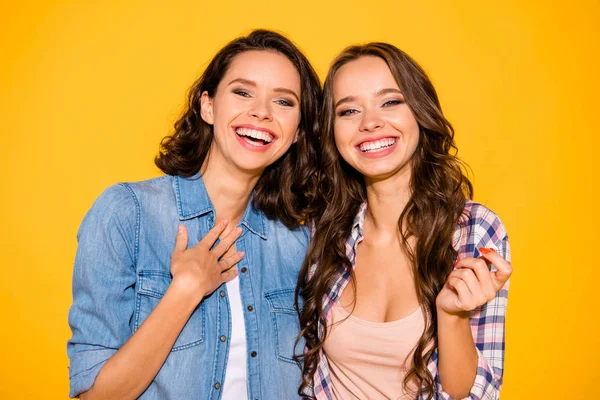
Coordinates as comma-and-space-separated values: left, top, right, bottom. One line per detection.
220, 335, 227, 342
241, 267, 248, 273
219, 290, 226, 297
251, 351, 257, 358
214, 382, 221, 390
247, 305, 253, 311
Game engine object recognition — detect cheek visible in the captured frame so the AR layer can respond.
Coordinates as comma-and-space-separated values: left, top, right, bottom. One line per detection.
280, 111, 301, 137
399, 121, 420, 160
334, 120, 355, 148
212, 98, 234, 127
333, 127, 355, 165
404, 109, 420, 137
390, 111, 419, 140
408, 118, 420, 139
333, 128, 344, 153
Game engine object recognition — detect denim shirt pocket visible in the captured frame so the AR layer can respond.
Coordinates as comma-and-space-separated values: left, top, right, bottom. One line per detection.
135, 270, 206, 351
265, 288, 303, 365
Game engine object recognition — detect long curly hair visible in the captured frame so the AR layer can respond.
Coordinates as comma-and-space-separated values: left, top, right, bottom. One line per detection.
295, 43, 473, 398
155, 30, 321, 228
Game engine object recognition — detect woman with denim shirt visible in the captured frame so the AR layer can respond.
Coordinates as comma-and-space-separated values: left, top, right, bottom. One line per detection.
67, 30, 321, 399
297, 44, 512, 399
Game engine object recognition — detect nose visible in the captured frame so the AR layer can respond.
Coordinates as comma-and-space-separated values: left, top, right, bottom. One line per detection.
359, 110, 384, 132
248, 98, 273, 121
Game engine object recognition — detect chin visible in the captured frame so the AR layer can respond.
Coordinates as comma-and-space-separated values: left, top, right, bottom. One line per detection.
233, 157, 272, 175
359, 164, 408, 181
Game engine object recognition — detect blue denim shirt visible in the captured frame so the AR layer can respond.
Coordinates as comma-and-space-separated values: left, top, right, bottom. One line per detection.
67, 174, 308, 399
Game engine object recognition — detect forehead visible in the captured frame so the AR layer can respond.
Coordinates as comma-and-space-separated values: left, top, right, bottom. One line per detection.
222, 50, 301, 92
333, 56, 399, 98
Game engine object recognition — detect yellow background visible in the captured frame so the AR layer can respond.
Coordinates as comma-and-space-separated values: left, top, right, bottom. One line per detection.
1, 0, 598, 398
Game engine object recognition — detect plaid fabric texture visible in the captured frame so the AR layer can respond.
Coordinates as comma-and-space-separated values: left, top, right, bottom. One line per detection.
307, 201, 510, 400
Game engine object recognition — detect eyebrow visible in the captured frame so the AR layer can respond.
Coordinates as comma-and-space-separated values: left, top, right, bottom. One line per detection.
226, 78, 300, 103
334, 88, 404, 108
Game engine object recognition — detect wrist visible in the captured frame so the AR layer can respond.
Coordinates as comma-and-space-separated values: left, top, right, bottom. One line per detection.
436, 305, 469, 322
170, 274, 207, 305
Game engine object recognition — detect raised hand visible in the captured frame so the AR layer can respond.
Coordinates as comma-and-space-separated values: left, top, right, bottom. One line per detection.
436, 248, 512, 316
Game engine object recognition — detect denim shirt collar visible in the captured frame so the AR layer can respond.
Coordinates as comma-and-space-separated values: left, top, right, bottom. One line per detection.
174, 173, 267, 239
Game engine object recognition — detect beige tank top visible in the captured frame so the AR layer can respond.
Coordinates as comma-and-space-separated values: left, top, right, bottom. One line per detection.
322, 302, 425, 399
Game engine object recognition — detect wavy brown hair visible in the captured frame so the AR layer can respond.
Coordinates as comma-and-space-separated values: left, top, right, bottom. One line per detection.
295, 43, 473, 398
155, 30, 321, 228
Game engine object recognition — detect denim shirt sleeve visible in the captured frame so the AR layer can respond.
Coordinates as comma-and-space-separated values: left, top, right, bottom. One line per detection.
67, 184, 138, 398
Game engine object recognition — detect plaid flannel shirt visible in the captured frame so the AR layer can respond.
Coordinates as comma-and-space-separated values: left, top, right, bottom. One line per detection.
307, 201, 510, 400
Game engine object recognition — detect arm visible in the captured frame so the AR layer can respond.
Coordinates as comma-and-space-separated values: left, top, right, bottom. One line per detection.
68, 186, 242, 399
435, 235, 511, 399
436, 310, 478, 398
80, 278, 201, 399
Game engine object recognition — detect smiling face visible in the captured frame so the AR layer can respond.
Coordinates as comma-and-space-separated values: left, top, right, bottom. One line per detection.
200, 50, 302, 175
332, 56, 420, 182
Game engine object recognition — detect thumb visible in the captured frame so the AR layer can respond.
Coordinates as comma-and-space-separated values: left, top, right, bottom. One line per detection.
479, 247, 512, 289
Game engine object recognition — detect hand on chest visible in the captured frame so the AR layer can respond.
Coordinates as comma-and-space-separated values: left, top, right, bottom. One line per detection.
218, 223, 239, 256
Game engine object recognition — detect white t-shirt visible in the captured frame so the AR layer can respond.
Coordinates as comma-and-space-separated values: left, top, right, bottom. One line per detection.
222, 275, 249, 399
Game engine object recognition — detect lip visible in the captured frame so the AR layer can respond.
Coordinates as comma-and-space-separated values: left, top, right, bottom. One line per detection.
355, 135, 398, 147
232, 124, 277, 153
355, 135, 399, 159
232, 124, 278, 138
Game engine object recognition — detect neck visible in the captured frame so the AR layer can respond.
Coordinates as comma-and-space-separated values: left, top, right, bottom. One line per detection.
201, 157, 262, 226
363, 166, 412, 244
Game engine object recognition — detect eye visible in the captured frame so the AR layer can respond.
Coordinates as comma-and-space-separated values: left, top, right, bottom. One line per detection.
382, 99, 404, 107
338, 108, 358, 117
275, 99, 294, 107
233, 90, 251, 98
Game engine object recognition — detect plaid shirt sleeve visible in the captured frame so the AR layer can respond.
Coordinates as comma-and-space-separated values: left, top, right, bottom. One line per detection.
426, 201, 511, 400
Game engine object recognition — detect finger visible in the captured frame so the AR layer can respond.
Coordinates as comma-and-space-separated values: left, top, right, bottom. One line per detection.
173, 224, 189, 253
454, 256, 491, 270
221, 266, 239, 283
219, 251, 245, 272
479, 248, 513, 289
454, 258, 496, 300
452, 269, 477, 294
446, 276, 474, 310
195, 220, 229, 251
212, 227, 243, 258
453, 268, 488, 306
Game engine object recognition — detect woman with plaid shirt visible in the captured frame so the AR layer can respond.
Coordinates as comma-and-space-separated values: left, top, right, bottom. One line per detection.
296, 43, 512, 400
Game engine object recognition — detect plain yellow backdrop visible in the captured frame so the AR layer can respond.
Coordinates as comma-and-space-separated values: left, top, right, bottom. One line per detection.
1, 0, 598, 398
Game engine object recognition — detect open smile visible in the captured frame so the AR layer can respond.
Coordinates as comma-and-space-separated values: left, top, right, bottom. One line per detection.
355, 136, 398, 158
233, 125, 277, 152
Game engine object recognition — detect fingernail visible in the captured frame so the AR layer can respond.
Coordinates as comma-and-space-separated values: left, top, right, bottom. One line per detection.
236, 227, 243, 234
223, 219, 229, 226
178, 224, 185, 233
453, 256, 463, 268
238, 251, 245, 257
479, 247, 492, 255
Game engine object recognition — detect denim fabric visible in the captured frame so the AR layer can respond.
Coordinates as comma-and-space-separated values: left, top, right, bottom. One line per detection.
67, 174, 308, 399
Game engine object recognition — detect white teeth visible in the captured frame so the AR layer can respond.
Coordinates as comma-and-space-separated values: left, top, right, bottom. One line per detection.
359, 138, 396, 152
235, 127, 274, 143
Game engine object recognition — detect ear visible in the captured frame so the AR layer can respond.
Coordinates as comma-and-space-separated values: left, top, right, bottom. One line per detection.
200, 91, 214, 125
